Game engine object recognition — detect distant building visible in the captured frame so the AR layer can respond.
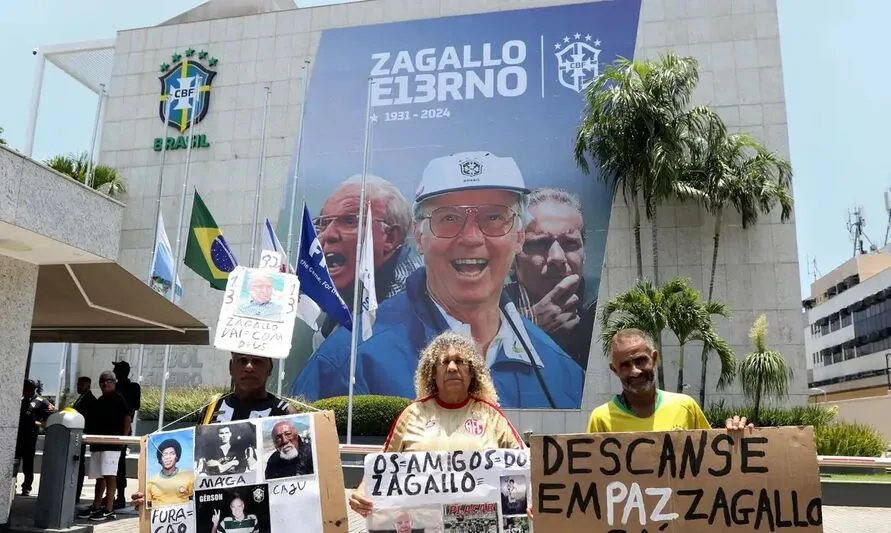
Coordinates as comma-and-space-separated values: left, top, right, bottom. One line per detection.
803, 248, 891, 401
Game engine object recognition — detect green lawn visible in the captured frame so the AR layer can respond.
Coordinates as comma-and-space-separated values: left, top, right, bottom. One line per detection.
821, 472, 891, 482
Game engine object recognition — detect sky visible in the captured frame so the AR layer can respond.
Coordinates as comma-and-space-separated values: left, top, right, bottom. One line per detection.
0, 0, 886, 299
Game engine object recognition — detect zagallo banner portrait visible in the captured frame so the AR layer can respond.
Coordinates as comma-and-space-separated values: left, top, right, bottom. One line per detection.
138, 411, 348, 533
529, 427, 824, 533
280, 1, 643, 409
364, 448, 532, 533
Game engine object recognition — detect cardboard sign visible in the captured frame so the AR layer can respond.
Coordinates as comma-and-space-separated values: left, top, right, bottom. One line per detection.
530, 427, 823, 533
363, 449, 532, 532
138, 410, 348, 533
213, 265, 299, 359
258, 249, 287, 273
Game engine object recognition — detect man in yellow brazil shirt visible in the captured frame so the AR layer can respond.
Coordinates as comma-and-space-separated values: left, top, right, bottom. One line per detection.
528, 327, 752, 519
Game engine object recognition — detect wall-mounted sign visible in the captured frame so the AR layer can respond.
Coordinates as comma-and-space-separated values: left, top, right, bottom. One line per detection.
153, 48, 217, 152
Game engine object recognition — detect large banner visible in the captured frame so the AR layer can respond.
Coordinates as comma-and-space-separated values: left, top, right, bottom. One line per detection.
138, 411, 348, 533
364, 448, 532, 532
279, 1, 643, 409
529, 427, 824, 532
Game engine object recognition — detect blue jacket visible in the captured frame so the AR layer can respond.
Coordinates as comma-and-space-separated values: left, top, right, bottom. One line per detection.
291, 268, 584, 408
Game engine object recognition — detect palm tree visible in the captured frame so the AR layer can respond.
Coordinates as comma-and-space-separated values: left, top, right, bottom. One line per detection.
599, 277, 688, 388
46, 151, 126, 197
686, 123, 793, 405
575, 52, 718, 283
664, 280, 735, 393
738, 314, 793, 425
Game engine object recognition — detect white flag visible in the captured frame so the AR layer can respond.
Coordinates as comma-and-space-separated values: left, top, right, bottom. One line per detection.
359, 204, 378, 341
151, 209, 183, 303
297, 294, 322, 332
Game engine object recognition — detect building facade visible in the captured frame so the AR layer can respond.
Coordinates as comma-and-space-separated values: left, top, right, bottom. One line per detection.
804, 251, 891, 401
76, 0, 806, 433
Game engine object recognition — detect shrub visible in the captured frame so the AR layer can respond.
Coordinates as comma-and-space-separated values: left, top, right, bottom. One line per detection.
815, 422, 887, 457
139, 387, 228, 422
315, 395, 411, 436
704, 402, 836, 429
139, 388, 410, 436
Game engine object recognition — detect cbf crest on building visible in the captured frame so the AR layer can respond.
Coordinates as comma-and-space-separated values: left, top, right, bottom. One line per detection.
153, 48, 217, 152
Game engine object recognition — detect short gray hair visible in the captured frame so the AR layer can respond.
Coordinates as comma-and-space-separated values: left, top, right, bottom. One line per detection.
412, 192, 532, 234
611, 328, 656, 354
527, 187, 586, 238
339, 174, 412, 236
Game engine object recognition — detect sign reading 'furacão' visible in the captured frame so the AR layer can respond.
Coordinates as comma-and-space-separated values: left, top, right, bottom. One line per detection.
530, 427, 823, 533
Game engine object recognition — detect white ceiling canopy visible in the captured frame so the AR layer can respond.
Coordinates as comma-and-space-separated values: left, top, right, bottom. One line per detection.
41, 38, 116, 95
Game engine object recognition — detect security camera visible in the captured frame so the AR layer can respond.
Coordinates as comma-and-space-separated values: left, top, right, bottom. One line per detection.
32, 48, 38, 55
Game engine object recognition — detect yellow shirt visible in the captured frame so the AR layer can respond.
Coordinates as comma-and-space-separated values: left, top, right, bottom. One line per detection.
586, 390, 711, 433
384, 396, 525, 452
147, 469, 194, 506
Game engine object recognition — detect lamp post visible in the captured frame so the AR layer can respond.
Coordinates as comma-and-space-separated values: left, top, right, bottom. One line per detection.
809, 387, 827, 403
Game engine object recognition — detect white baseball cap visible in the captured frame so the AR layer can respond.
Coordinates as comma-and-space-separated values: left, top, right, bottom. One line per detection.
413, 151, 530, 205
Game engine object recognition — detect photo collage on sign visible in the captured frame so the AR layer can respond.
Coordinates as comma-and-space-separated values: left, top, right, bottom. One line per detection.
145, 413, 321, 533
366, 475, 531, 533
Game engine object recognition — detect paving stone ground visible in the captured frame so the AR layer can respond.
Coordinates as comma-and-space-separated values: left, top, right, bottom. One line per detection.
9, 476, 890, 532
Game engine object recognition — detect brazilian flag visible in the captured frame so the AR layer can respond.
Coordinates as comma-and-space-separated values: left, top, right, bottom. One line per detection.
184, 190, 238, 290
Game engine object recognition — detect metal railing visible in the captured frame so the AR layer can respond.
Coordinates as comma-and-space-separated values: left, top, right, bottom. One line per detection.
82, 435, 889, 469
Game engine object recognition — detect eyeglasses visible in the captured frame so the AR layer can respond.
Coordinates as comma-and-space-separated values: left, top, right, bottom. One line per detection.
420, 205, 517, 239
312, 214, 388, 234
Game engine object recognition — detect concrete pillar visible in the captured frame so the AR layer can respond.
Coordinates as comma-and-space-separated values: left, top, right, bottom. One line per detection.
0, 255, 39, 528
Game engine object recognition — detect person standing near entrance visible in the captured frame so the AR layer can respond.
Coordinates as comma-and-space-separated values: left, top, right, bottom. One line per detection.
78, 371, 131, 521
131, 352, 300, 511
72, 376, 97, 503
15, 379, 55, 496
111, 360, 141, 509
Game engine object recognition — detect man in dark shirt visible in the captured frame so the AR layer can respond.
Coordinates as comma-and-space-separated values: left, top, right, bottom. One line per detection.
78, 371, 131, 522
111, 361, 140, 509
72, 376, 97, 504
264, 419, 313, 479
15, 379, 54, 496
132, 352, 298, 510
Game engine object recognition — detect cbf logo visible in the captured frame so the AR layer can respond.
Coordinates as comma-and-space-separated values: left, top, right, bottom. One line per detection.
153, 49, 218, 152
554, 33, 602, 94
159, 48, 217, 131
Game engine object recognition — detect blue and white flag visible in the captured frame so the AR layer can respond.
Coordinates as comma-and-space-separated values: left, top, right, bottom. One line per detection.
261, 217, 289, 272
297, 205, 353, 331
151, 209, 183, 303
359, 204, 377, 341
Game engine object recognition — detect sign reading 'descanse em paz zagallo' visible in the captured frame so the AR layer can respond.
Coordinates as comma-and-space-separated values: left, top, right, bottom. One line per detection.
530, 427, 823, 533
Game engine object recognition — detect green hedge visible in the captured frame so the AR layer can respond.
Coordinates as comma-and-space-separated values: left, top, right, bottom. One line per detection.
815, 422, 887, 457
142, 389, 887, 455
704, 403, 836, 429
139, 388, 410, 436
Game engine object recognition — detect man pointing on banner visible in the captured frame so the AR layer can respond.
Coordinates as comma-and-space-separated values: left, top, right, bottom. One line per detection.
526, 328, 753, 520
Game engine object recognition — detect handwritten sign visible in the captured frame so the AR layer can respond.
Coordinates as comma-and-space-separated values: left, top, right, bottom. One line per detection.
139, 411, 348, 533
213, 265, 299, 359
363, 449, 532, 532
258, 249, 287, 273
530, 427, 823, 533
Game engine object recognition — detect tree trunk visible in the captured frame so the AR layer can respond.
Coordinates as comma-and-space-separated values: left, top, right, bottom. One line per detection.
632, 193, 643, 280
699, 209, 724, 406
655, 335, 665, 390
677, 342, 685, 393
753, 376, 763, 426
650, 202, 665, 389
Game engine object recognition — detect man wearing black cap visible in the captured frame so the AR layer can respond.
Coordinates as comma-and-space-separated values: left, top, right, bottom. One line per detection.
131, 352, 298, 511
111, 360, 140, 509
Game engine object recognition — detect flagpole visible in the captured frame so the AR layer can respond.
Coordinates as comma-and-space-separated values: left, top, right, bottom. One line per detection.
346, 78, 375, 445
158, 81, 200, 431
249, 87, 272, 267
137, 95, 174, 434
285, 61, 311, 270
279, 61, 311, 398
